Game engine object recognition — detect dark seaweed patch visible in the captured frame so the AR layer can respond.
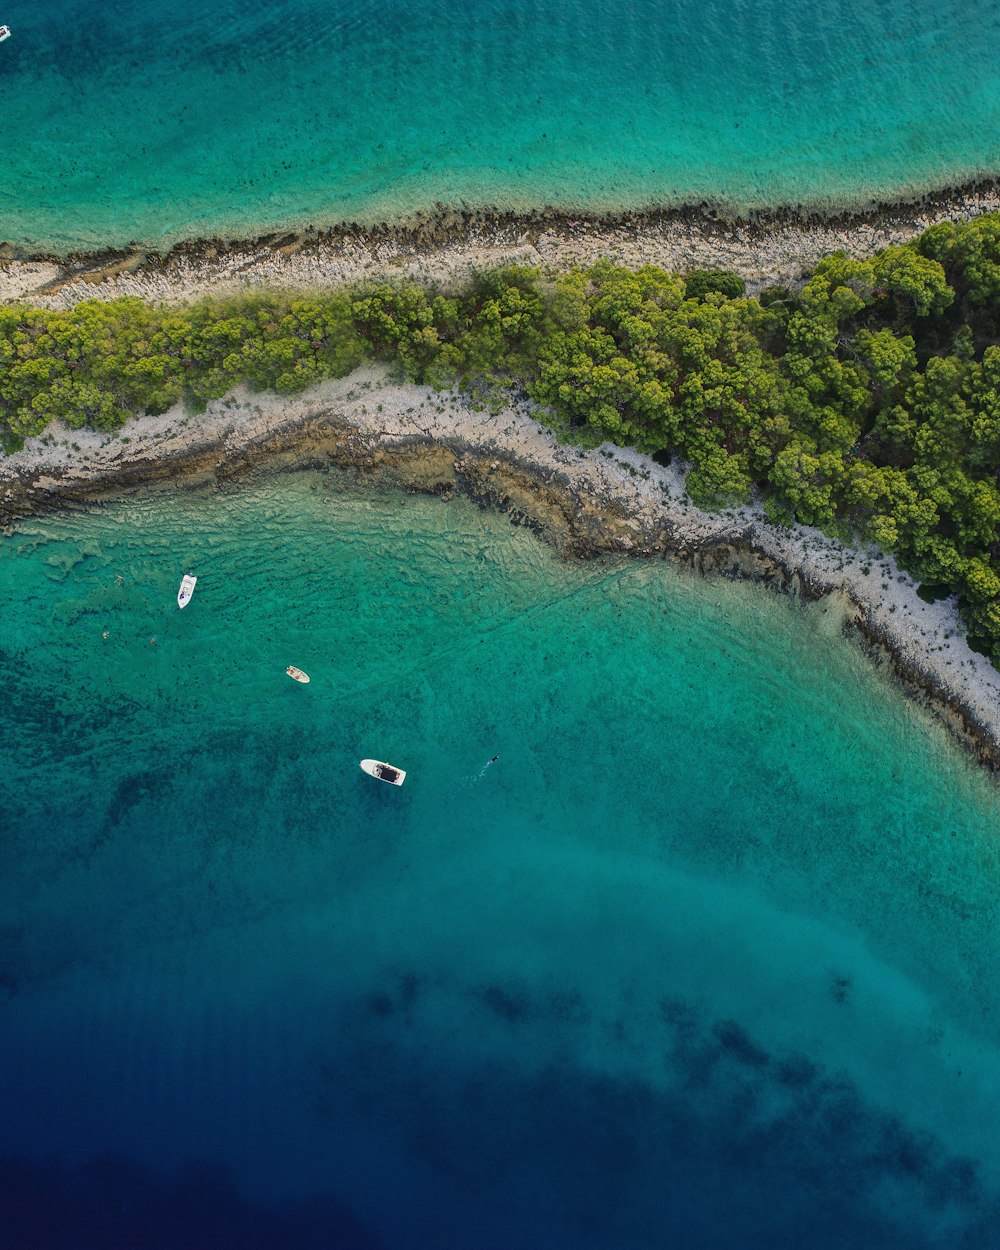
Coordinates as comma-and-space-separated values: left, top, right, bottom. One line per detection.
104, 768, 174, 829
480, 983, 530, 1022
366, 992, 395, 1018
362, 972, 423, 1023
475, 980, 590, 1027
774, 1053, 819, 1088
713, 1019, 771, 1068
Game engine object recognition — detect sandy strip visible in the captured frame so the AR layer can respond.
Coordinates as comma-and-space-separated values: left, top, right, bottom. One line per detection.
3, 184, 1000, 308
2, 365, 999, 772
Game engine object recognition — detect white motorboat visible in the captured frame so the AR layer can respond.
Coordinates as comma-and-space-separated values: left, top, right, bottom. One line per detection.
360, 759, 406, 786
177, 574, 197, 608
285, 665, 310, 684
0, 26, 10, 43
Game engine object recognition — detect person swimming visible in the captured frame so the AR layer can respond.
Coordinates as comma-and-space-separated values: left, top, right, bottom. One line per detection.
465, 755, 501, 787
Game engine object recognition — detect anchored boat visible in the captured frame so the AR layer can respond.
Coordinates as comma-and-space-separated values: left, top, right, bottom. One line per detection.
360, 759, 406, 786
177, 574, 197, 608
285, 665, 310, 684
0, 26, 11, 43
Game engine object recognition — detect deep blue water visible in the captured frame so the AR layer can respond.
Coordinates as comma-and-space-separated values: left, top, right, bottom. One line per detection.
2, 471, 1000, 1247
2, 0, 1000, 249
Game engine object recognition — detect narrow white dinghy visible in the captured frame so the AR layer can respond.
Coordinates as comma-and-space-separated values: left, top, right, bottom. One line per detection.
360, 759, 406, 786
0, 26, 11, 43
285, 665, 310, 684
177, 574, 197, 608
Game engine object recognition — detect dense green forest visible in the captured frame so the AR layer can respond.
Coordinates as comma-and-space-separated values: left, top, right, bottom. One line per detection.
5, 215, 1000, 659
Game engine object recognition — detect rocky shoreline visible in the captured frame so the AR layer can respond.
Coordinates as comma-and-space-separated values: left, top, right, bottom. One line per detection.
3, 366, 1000, 776
4, 181, 1000, 308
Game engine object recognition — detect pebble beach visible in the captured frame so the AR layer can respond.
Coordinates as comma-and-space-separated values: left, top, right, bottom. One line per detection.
3, 183, 1000, 308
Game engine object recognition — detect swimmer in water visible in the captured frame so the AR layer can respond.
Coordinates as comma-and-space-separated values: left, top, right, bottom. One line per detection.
469, 755, 501, 785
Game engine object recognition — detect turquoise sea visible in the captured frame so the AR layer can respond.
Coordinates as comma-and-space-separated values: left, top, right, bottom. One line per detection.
2, 466, 1000, 1246
2, 0, 1000, 250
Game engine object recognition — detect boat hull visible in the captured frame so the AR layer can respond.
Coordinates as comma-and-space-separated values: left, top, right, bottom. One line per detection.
177, 574, 197, 608
285, 666, 310, 684
360, 759, 406, 786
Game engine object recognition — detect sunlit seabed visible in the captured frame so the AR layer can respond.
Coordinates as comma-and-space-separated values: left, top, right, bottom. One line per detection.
1, 468, 1000, 1247
2, 0, 1000, 249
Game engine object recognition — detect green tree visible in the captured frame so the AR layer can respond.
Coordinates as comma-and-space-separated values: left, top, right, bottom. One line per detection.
684, 269, 746, 301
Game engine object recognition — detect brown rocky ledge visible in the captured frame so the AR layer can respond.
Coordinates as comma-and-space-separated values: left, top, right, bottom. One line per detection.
3, 365, 1000, 778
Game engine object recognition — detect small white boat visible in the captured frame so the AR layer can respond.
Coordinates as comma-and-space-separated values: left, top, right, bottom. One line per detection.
285, 665, 310, 684
177, 574, 197, 608
0, 26, 10, 43
360, 759, 406, 786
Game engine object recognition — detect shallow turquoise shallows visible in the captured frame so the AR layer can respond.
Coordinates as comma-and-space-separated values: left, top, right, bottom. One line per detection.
2, 0, 1000, 250
2, 467, 1000, 1247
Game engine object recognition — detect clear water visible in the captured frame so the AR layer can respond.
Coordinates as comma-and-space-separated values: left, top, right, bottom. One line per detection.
2, 0, 1000, 251
2, 467, 1000, 1247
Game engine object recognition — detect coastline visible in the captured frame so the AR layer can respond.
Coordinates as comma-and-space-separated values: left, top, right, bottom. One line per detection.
4, 180, 1000, 308
4, 365, 1000, 775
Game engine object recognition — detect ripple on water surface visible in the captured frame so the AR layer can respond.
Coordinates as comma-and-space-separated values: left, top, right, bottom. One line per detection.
2, 470, 1000, 1248
3, 0, 1000, 248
